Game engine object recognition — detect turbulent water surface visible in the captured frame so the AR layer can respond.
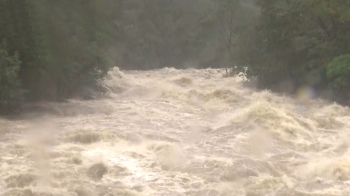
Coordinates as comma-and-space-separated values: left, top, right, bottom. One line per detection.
1, 68, 350, 196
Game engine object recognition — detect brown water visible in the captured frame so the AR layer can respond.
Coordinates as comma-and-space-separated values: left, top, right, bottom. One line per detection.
1, 68, 350, 196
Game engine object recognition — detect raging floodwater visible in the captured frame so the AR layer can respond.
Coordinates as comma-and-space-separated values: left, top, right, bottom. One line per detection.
1, 68, 350, 196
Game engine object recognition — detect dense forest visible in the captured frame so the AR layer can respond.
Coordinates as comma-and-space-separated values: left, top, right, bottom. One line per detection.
1, 0, 350, 114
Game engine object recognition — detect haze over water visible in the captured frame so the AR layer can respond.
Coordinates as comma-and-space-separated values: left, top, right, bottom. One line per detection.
1, 68, 350, 196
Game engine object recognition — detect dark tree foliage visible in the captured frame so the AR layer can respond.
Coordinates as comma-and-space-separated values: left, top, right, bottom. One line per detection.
0, 40, 24, 114
0, 0, 120, 112
0, 0, 41, 102
236, 0, 350, 102
1, 0, 350, 113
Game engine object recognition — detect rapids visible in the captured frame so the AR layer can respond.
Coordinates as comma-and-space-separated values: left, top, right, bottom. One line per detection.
1, 68, 350, 196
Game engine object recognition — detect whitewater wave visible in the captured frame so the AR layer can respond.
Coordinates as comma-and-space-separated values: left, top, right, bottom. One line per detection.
1, 67, 350, 195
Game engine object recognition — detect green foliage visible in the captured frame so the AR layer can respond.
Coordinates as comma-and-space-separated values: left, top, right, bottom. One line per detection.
236, 0, 350, 99
29, 0, 114, 101
0, 40, 24, 113
0, 0, 117, 113
327, 55, 350, 90
2, 0, 349, 113
0, 0, 261, 113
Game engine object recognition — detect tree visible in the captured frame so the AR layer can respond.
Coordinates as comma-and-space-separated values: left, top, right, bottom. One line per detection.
0, 40, 24, 114
236, 0, 350, 101
0, 0, 121, 113
217, 0, 240, 75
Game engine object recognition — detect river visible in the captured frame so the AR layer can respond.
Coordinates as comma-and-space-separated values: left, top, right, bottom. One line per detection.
1, 67, 350, 196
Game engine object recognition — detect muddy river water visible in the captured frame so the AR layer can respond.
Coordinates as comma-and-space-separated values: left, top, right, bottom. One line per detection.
1, 68, 350, 196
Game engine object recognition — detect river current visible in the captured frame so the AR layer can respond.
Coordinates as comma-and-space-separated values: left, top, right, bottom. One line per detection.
1, 67, 350, 196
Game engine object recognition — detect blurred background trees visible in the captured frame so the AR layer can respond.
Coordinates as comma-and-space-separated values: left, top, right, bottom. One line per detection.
1, 0, 350, 113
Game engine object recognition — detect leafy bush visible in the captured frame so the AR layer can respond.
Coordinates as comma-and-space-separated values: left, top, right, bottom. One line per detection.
235, 0, 350, 102
0, 40, 24, 113
327, 55, 350, 90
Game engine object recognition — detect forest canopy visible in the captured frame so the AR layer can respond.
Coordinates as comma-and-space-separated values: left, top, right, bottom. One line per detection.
1, 0, 350, 113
